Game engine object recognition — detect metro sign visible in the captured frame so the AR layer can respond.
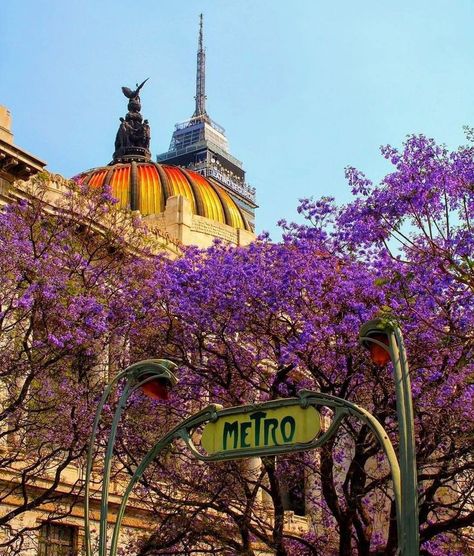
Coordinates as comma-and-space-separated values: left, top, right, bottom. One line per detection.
201, 401, 321, 457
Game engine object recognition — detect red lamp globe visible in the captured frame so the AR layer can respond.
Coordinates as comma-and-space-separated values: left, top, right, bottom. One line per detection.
141, 376, 170, 400
368, 333, 391, 367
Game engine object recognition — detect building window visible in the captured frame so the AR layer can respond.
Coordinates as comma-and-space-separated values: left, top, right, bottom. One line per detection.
281, 478, 306, 516
278, 457, 306, 516
38, 523, 77, 556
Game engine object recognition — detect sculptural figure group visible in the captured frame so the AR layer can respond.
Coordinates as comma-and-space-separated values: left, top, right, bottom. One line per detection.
113, 79, 151, 159
115, 116, 150, 151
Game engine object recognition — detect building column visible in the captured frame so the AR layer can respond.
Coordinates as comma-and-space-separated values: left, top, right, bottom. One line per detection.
164, 195, 193, 244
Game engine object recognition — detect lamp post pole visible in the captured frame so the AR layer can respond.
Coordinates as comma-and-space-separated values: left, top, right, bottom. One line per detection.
359, 319, 419, 556
84, 359, 178, 556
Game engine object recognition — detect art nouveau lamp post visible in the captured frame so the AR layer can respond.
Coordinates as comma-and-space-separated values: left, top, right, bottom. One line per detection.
359, 319, 419, 556
84, 359, 179, 556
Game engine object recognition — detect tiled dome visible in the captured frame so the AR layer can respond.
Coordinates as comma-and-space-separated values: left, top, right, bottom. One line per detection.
74, 162, 251, 231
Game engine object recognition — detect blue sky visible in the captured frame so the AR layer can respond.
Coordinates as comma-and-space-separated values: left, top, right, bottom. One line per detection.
1, 0, 473, 238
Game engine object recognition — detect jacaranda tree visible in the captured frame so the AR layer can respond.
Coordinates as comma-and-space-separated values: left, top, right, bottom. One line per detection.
124, 132, 473, 555
0, 130, 472, 555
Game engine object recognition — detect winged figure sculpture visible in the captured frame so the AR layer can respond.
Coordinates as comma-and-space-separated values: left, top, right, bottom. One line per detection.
121, 78, 149, 100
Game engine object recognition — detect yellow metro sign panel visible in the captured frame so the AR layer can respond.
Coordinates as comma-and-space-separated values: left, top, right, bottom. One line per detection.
201, 404, 320, 456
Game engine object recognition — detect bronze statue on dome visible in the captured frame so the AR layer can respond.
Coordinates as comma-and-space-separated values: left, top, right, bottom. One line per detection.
112, 79, 151, 163
121, 78, 149, 101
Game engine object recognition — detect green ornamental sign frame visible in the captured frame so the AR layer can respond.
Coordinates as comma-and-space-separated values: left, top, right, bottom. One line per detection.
86, 385, 402, 556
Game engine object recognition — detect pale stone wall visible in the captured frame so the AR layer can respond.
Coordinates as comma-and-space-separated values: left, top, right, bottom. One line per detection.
0, 106, 46, 186
0, 495, 150, 556
0, 106, 13, 145
151, 193, 255, 249
191, 213, 239, 245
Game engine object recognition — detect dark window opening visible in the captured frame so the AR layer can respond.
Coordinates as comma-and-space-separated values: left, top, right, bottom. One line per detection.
281, 476, 306, 516
38, 522, 77, 556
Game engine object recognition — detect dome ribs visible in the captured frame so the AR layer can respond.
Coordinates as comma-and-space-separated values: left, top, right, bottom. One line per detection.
109, 165, 130, 208
206, 176, 247, 230
87, 169, 107, 188
154, 163, 172, 208
73, 163, 250, 232
137, 163, 164, 215
183, 169, 225, 224
130, 161, 138, 211
104, 167, 115, 190
161, 165, 196, 213
179, 168, 207, 219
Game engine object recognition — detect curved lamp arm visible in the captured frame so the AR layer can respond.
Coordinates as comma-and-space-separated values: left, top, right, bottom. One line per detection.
84, 359, 178, 556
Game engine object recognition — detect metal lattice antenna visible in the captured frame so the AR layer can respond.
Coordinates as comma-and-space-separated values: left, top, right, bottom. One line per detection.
193, 13, 208, 119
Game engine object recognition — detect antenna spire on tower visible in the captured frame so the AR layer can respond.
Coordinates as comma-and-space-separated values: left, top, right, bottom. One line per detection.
193, 13, 208, 120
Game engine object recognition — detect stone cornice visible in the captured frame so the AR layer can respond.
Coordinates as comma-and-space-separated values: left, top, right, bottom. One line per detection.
0, 138, 46, 182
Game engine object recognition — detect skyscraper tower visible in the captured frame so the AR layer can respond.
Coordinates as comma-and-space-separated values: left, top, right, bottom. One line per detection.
156, 14, 257, 229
